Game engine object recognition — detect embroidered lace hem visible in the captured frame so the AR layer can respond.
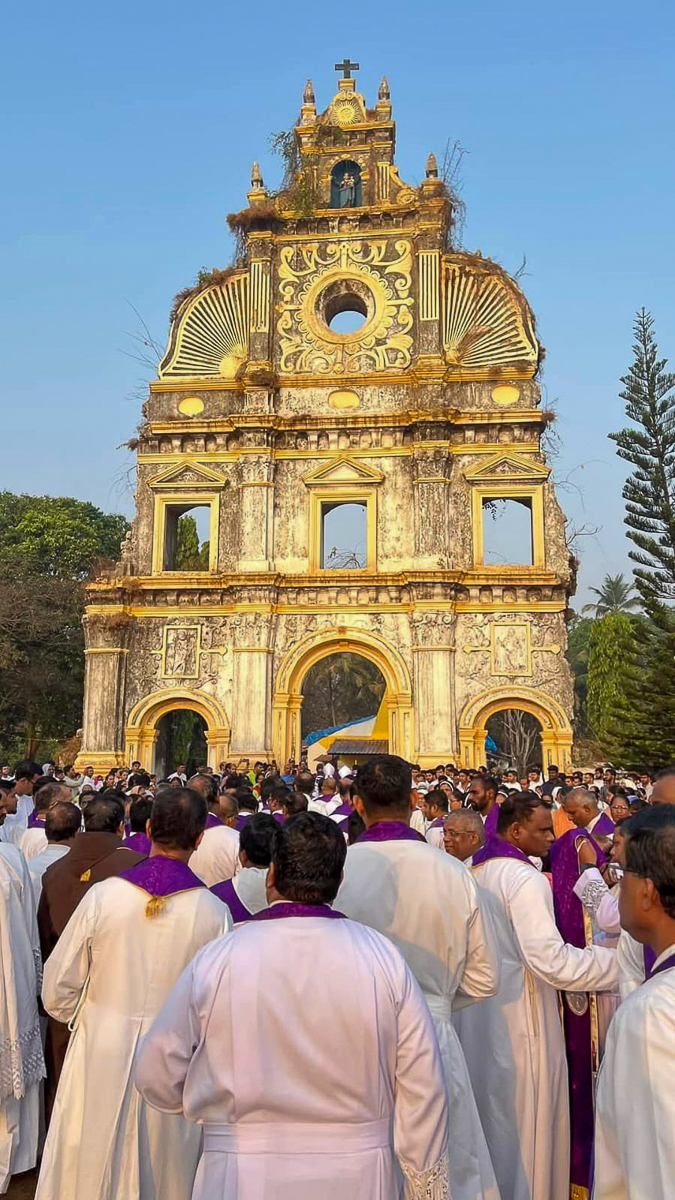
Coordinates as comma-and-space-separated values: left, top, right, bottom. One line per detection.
580, 878, 608, 918
0, 1024, 46, 1102
401, 1152, 450, 1199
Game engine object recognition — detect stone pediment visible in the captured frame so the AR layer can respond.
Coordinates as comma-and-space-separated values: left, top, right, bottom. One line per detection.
302, 456, 384, 487
463, 453, 550, 483
147, 462, 228, 489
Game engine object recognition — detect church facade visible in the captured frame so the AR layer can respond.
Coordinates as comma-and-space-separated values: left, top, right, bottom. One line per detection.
79, 65, 575, 773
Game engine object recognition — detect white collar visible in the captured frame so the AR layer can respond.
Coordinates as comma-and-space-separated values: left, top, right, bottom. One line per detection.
652, 942, 675, 972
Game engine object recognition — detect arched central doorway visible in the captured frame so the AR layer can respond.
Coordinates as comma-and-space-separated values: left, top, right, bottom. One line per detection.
485, 709, 543, 776
154, 710, 208, 779
301, 652, 387, 768
273, 627, 413, 767
125, 689, 231, 775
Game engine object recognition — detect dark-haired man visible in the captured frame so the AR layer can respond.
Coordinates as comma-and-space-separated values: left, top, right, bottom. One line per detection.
282, 791, 308, 820
37, 794, 147, 1117
212, 812, 277, 921
455, 791, 618, 1200
423, 788, 449, 849
137, 811, 449, 1198
19, 780, 70, 860
28, 801, 81, 904
594, 806, 675, 1198
188, 773, 240, 885
466, 774, 501, 838
122, 795, 154, 855
337, 755, 499, 1200
0, 759, 42, 845
37, 788, 231, 1200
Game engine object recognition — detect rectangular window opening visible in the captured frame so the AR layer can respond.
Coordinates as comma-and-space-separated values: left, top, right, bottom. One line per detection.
482, 497, 533, 566
163, 504, 212, 572
321, 501, 367, 570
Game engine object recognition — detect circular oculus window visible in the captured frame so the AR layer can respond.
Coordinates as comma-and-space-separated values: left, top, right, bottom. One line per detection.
309, 275, 380, 344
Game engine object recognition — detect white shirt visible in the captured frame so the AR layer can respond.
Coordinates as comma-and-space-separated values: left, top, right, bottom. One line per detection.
27, 843, 70, 904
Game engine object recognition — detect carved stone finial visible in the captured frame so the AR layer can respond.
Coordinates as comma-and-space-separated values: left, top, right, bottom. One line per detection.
378, 75, 390, 101
425, 152, 439, 179
303, 79, 315, 104
251, 161, 264, 190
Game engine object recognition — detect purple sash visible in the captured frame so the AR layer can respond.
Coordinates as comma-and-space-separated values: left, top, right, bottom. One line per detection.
27, 812, 46, 829
205, 812, 222, 830
647, 950, 675, 981
549, 829, 607, 1195
590, 812, 615, 837
472, 836, 535, 867
120, 855, 205, 895
357, 821, 426, 844
211, 877, 251, 924
122, 831, 152, 855
644, 945, 657, 978
252, 902, 346, 920
484, 805, 500, 839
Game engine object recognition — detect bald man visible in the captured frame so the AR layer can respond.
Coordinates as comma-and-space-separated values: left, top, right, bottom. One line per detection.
562, 788, 614, 837
443, 810, 485, 866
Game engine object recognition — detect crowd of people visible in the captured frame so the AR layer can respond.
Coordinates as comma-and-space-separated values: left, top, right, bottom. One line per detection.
0, 750, 673, 1198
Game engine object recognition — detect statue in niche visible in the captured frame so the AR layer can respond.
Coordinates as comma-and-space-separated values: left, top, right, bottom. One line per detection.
492, 625, 528, 675
165, 627, 198, 676
330, 160, 362, 208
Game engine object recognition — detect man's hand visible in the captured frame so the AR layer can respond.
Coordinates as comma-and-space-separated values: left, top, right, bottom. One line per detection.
577, 837, 598, 868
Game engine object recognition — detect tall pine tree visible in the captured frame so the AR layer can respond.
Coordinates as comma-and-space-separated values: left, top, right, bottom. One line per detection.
610, 310, 675, 764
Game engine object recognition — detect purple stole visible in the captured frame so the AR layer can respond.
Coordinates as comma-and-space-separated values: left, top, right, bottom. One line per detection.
644, 945, 657, 978
357, 820, 426, 844
427, 816, 445, 829
120, 855, 205, 917
235, 813, 253, 832
549, 829, 608, 1196
646, 949, 675, 981
590, 812, 615, 837
205, 812, 222, 830
122, 830, 151, 855
483, 805, 500, 839
472, 836, 535, 868
27, 812, 46, 829
211, 878, 251, 924
272, 811, 285, 825
252, 902, 346, 921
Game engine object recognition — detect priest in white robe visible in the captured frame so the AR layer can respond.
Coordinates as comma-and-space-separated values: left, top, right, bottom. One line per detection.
455, 791, 618, 1200
211, 812, 276, 921
337, 755, 501, 1200
137, 811, 450, 1200
27, 802, 81, 906
36, 786, 232, 1200
189, 820, 240, 885
594, 805, 675, 1199
0, 849, 45, 1193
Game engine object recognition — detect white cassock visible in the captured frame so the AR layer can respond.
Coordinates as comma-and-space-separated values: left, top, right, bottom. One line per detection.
189, 824, 240, 886
616, 928, 647, 998
136, 910, 450, 1200
230, 865, 267, 914
0, 796, 33, 845
36, 874, 231, 1200
594, 943, 675, 1199
337, 835, 500, 1200
27, 844, 70, 905
425, 818, 445, 850
18, 826, 48, 860
455, 855, 618, 1200
410, 808, 426, 836
0, 852, 45, 1193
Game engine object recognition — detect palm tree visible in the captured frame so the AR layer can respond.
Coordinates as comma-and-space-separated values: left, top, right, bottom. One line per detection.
582, 573, 640, 617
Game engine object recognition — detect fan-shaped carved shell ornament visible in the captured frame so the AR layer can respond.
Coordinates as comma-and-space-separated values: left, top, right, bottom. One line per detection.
443, 261, 538, 375
159, 274, 249, 379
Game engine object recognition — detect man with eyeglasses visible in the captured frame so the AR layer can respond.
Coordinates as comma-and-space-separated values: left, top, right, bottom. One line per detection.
443, 809, 485, 866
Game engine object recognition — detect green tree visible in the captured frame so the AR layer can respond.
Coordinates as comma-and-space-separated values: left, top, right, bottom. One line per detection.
586, 614, 636, 751
581, 573, 639, 617
301, 653, 386, 737
566, 616, 594, 730
0, 492, 129, 761
175, 515, 209, 571
0, 492, 128, 579
609, 309, 675, 606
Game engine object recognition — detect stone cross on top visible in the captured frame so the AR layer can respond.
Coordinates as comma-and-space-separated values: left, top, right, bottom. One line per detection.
334, 58, 360, 79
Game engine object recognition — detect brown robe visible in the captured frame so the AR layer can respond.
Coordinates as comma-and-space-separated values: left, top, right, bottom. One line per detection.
38, 832, 146, 1120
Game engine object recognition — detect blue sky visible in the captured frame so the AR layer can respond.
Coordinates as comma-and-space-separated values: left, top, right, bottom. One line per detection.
3, 0, 674, 605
